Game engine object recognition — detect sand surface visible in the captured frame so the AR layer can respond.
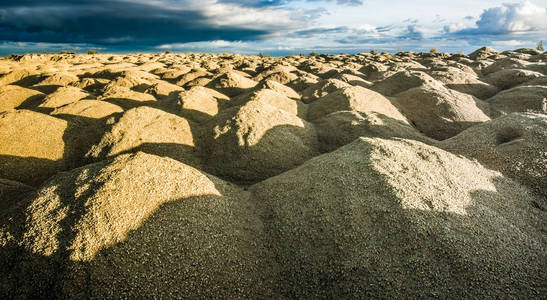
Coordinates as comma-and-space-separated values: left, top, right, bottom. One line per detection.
0, 48, 545, 298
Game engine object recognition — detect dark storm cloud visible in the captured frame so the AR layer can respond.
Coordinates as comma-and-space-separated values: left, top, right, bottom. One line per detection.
0, 0, 271, 45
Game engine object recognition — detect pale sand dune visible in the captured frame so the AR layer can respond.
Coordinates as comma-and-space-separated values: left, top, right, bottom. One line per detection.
0, 48, 545, 298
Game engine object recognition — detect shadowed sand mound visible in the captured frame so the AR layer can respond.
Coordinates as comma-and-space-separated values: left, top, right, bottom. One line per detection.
0, 152, 275, 298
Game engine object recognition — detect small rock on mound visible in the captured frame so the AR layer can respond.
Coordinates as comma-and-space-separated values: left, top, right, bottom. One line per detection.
176, 86, 229, 123
484, 69, 544, 90
393, 84, 490, 140
251, 137, 544, 298
315, 111, 433, 152
206, 71, 257, 96
203, 100, 319, 183
300, 78, 350, 104
307, 86, 408, 122
38, 86, 90, 109
0, 85, 45, 111
371, 70, 438, 96
0, 110, 94, 186
0, 153, 275, 298
51, 100, 123, 119
87, 106, 199, 166
487, 86, 547, 117
440, 113, 547, 196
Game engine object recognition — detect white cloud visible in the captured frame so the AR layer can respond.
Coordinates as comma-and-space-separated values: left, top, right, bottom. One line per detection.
490, 40, 527, 46
451, 1, 547, 35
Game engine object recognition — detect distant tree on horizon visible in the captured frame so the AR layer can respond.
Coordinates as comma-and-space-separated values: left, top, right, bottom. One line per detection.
537, 40, 544, 52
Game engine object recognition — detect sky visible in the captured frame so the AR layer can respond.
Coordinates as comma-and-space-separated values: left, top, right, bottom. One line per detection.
0, 0, 545, 56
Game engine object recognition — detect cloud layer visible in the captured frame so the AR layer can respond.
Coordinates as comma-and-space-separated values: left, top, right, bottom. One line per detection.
0, 0, 545, 55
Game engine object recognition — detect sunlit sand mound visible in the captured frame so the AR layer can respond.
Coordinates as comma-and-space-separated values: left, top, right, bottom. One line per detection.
51, 100, 123, 119
0, 85, 45, 111
38, 86, 91, 110
175, 86, 229, 122
307, 86, 406, 121
87, 106, 200, 167
251, 137, 545, 298
0, 152, 275, 298
0, 110, 96, 186
203, 100, 319, 183
393, 83, 491, 140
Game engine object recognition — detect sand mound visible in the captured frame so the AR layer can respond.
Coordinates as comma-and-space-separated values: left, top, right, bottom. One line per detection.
38, 86, 90, 109
440, 113, 547, 196
206, 71, 258, 96
301, 78, 350, 103
71, 77, 109, 93
175, 68, 211, 86
0, 152, 275, 298
371, 70, 438, 96
102, 71, 153, 91
232, 89, 307, 118
254, 79, 300, 99
100, 85, 157, 109
144, 81, 183, 99
487, 86, 547, 117
393, 84, 490, 140
334, 73, 372, 88
307, 86, 408, 122
481, 57, 530, 75
427, 66, 499, 99
176, 86, 229, 123
0, 110, 95, 186
0, 85, 45, 111
34, 72, 79, 92
484, 69, 544, 90
0, 69, 41, 86
468, 46, 498, 60
51, 100, 123, 119
203, 100, 319, 183
315, 111, 433, 152
87, 106, 199, 166
160, 66, 192, 81
250, 137, 545, 298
